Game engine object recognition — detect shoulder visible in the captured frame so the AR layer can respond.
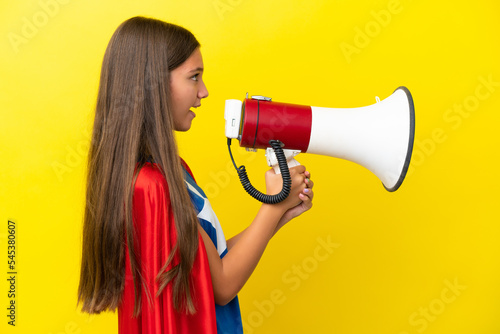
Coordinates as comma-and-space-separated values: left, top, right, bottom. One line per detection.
134, 159, 195, 195
134, 162, 169, 197
132, 163, 172, 229
180, 158, 196, 181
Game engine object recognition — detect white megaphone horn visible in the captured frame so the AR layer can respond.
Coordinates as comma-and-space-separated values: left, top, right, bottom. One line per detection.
225, 86, 415, 203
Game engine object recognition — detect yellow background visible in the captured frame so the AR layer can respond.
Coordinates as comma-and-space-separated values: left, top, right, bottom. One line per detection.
1, 0, 499, 333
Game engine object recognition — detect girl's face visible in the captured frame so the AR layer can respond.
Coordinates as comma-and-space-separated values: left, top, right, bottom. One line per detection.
169, 47, 209, 131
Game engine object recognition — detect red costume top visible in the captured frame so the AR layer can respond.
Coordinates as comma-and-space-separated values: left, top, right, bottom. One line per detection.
118, 162, 217, 333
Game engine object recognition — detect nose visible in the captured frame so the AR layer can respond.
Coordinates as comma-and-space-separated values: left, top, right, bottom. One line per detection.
198, 79, 209, 99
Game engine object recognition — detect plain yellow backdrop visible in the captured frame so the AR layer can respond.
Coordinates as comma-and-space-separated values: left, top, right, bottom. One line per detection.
1, 0, 499, 333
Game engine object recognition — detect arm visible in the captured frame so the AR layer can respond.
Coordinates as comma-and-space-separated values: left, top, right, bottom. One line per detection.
198, 204, 283, 305
200, 166, 312, 305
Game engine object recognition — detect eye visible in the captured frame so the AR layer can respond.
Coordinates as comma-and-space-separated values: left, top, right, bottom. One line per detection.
191, 73, 200, 81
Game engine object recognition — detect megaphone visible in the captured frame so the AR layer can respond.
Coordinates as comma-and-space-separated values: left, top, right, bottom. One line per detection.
225, 86, 415, 204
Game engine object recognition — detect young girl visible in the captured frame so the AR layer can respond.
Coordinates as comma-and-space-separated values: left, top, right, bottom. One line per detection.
78, 16, 314, 333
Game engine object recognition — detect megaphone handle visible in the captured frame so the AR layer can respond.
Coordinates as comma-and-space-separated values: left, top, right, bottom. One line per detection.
228, 139, 292, 204
273, 157, 301, 174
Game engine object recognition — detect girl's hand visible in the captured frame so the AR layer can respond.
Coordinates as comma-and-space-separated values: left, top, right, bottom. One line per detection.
282, 170, 314, 221
264, 165, 307, 213
272, 170, 314, 235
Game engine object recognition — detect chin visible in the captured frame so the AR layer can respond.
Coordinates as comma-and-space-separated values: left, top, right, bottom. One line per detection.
175, 123, 192, 132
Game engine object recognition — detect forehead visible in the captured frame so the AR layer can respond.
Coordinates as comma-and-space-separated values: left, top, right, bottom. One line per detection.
176, 48, 204, 71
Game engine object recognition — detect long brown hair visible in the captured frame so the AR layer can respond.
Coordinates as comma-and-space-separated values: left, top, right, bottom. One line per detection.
78, 16, 201, 316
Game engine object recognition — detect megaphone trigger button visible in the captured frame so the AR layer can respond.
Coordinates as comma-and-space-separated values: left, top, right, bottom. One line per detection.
251, 95, 272, 101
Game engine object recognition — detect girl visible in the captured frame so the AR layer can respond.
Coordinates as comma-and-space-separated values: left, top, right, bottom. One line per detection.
78, 16, 314, 333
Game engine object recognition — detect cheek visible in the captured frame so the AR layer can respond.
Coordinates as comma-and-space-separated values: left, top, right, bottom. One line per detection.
172, 86, 193, 107
170, 89, 185, 114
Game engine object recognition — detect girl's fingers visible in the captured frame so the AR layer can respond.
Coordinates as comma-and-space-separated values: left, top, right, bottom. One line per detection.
305, 177, 314, 189
301, 187, 314, 200
298, 192, 313, 209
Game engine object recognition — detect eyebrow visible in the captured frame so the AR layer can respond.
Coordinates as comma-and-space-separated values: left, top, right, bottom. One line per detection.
188, 67, 204, 73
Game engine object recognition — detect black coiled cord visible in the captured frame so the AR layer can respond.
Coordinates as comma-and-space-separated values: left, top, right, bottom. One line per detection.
228, 139, 291, 204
